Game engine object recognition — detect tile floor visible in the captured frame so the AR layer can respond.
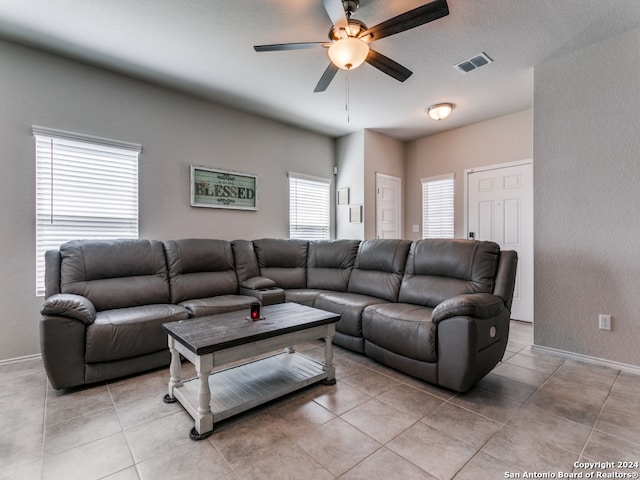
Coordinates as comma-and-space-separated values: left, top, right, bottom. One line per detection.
2, 321, 639, 480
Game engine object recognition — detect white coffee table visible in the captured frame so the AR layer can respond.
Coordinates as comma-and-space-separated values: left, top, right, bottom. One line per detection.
162, 302, 340, 439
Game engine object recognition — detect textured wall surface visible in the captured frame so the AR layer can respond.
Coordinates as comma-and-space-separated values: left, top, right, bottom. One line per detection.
534, 28, 640, 366
0, 39, 334, 360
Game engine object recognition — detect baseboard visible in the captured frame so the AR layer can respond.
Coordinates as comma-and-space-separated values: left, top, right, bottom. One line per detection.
531, 344, 640, 375
0, 353, 42, 366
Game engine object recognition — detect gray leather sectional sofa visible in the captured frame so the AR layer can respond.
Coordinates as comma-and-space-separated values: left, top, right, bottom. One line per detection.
40, 237, 517, 392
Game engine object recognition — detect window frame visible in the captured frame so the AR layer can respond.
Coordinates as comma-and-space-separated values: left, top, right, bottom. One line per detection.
288, 172, 331, 240
421, 173, 455, 239
34, 126, 141, 296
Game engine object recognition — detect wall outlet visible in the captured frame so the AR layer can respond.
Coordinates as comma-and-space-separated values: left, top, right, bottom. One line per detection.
598, 314, 612, 331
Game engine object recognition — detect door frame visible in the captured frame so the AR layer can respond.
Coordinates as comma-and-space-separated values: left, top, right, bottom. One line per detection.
463, 159, 532, 240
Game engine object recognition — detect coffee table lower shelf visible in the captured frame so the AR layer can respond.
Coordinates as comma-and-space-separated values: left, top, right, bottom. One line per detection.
169, 352, 328, 438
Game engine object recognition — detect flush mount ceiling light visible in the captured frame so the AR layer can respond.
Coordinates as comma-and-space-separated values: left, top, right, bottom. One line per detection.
427, 103, 454, 120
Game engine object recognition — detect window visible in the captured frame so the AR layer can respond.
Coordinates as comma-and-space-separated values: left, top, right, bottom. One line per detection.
421, 173, 454, 239
34, 126, 140, 295
289, 172, 331, 240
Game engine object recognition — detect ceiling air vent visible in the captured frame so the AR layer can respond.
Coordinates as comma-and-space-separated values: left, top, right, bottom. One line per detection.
455, 52, 493, 73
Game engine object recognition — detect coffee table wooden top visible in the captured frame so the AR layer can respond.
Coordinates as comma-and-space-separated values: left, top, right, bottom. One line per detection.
162, 302, 340, 355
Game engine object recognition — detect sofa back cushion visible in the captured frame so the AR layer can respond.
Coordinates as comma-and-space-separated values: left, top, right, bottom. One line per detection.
59, 239, 170, 311
252, 238, 308, 289
348, 239, 411, 302
230, 239, 260, 282
163, 239, 239, 304
399, 239, 500, 308
307, 240, 360, 292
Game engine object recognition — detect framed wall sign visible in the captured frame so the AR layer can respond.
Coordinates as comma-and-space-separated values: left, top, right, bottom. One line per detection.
337, 188, 349, 205
349, 205, 362, 223
190, 165, 258, 210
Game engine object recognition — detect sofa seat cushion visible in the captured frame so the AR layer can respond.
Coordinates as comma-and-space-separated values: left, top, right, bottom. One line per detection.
362, 303, 436, 363
85, 304, 190, 363
284, 289, 328, 307
179, 294, 256, 317
314, 292, 388, 338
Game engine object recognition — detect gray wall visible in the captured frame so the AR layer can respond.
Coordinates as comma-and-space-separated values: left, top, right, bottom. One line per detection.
405, 110, 533, 240
335, 130, 405, 240
0, 39, 334, 361
534, 27, 640, 366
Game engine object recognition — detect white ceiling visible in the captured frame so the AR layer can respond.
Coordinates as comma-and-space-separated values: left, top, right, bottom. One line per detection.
1, 0, 639, 141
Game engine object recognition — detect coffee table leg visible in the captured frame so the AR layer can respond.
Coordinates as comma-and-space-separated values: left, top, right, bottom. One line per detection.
163, 336, 182, 404
190, 353, 214, 440
322, 333, 336, 385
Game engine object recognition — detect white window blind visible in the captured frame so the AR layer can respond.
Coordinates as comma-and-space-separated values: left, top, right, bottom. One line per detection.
34, 127, 141, 296
289, 172, 331, 240
421, 173, 454, 239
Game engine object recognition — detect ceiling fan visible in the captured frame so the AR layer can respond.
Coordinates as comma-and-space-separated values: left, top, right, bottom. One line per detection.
254, 0, 449, 92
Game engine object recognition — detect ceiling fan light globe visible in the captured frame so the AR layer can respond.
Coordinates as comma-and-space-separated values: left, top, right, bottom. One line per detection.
328, 37, 369, 70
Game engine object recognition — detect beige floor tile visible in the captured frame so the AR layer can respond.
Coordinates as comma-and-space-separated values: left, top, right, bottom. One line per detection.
375, 383, 444, 421
387, 422, 476, 480
0, 419, 44, 472
526, 376, 608, 426
209, 412, 290, 463
492, 361, 551, 387
264, 390, 336, 439
45, 384, 114, 427
449, 385, 524, 423
583, 430, 640, 462
481, 425, 579, 472
421, 402, 502, 449
595, 394, 640, 445
125, 410, 196, 464
103, 467, 141, 480
229, 440, 334, 480
340, 368, 402, 396
341, 397, 417, 443
295, 417, 381, 476
137, 440, 231, 480
0, 460, 41, 480
505, 351, 565, 374
312, 380, 372, 415
42, 432, 133, 480
454, 452, 523, 480
44, 405, 122, 456
506, 403, 592, 454
401, 376, 458, 401
340, 447, 437, 480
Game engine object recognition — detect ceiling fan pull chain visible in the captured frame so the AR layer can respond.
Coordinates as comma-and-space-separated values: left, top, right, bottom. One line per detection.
345, 69, 350, 123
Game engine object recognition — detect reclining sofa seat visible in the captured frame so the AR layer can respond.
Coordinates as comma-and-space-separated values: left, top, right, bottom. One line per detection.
163, 238, 256, 317
314, 239, 411, 353
230, 238, 361, 306
363, 239, 516, 392
40, 239, 190, 389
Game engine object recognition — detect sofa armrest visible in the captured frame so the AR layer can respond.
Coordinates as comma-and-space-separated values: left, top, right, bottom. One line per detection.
40, 312, 88, 389
432, 293, 505, 324
41, 293, 97, 325
240, 276, 277, 290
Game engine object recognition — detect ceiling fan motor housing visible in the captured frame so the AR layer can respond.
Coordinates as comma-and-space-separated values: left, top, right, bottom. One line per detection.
342, 0, 360, 16
329, 18, 368, 40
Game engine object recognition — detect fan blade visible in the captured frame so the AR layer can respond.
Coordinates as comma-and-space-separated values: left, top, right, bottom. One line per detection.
366, 49, 412, 82
322, 0, 349, 30
314, 63, 339, 92
360, 0, 449, 42
254, 42, 328, 52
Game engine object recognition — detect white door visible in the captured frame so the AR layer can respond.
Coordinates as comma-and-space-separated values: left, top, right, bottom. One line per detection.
376, 173, 401, 239
466, 161, 533, 322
